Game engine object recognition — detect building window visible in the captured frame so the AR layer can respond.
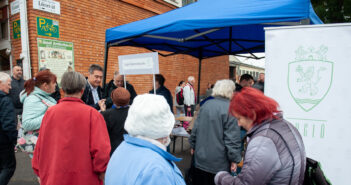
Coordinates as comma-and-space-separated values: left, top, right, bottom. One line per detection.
0, 21, 8, 40
182, 0, 195, 6
0, 49, 10, 72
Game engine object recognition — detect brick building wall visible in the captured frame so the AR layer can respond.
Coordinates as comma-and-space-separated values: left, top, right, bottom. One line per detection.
9, 0, 229, 100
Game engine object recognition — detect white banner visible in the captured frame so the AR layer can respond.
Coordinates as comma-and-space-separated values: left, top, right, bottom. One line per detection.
118, 52, 159, 75
265, 23, 351, 185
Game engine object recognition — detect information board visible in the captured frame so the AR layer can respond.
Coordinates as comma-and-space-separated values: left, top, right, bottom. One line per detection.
265, 23, 351, 185
38, 38, 74, 85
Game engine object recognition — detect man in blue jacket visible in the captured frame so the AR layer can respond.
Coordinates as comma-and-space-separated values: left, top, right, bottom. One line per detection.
0, 72, 18, 185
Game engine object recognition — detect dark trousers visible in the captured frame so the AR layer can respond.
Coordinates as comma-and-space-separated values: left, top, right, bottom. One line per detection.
192, 167, 216, 185
0, 148, 16, 185
184, 105, 195, 117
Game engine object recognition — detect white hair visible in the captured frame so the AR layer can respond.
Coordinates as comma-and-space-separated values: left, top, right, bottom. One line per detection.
0, 72, 10, 84
188, 76, 195, 82
212, 79, 235, 99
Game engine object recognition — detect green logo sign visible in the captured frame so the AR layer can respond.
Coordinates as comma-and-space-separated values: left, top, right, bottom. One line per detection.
288, 46, 334, 112
37, 17, 59, 38
13, 20, 21, 39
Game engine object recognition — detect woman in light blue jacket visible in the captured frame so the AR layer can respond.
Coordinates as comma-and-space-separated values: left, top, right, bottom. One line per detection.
105, 94, 186, 185
18, 70, 57, 155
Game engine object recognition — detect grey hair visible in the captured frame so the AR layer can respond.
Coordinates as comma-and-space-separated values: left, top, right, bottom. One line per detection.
88, 64, 103, 74
61, 71, 86, 95
212, 79, 236, 100
188, 76, 195, 82
114, 71, 119, 77
0, 72, 10, 84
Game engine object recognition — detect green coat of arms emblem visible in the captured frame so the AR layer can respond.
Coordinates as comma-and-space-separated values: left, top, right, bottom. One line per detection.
288, 46, 334, 112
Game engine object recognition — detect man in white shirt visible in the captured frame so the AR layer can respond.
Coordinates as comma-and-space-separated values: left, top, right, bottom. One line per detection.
81, 64, 105, 110
183, 76, 196, 116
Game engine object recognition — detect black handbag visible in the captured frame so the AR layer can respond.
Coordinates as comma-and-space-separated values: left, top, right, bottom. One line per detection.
303, 157, 331, 185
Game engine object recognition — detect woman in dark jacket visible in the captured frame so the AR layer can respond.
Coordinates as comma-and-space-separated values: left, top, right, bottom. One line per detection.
101, 87, 130, 155
215, 87, 306, 185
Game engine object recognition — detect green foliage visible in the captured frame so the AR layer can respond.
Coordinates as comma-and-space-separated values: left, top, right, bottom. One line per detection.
311, 0, 351, 23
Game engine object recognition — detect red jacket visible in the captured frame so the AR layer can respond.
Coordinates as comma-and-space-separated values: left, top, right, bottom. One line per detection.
32, 97, 111, 185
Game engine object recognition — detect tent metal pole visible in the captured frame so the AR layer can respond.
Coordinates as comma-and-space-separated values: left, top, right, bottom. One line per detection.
103, 43, 110, 90
197, 50, 202, 104
229, 27, 232, 52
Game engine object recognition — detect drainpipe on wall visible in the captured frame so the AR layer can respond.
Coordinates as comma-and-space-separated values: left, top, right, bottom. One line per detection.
19, 0, 31, 79
7, 0, 13, 73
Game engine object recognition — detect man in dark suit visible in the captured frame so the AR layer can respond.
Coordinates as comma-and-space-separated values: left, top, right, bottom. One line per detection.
104, 71, 137, 108
81, 64, 105, 110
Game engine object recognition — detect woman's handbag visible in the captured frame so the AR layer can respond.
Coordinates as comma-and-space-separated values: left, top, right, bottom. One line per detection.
17, 130, 39, 154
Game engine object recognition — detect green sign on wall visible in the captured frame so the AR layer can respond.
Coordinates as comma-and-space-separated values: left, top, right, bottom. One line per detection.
37, 17, 59, 38
13, 20, 21, 39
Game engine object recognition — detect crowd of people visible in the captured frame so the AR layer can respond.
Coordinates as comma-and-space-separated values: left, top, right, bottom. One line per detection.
0, 63, 308, 185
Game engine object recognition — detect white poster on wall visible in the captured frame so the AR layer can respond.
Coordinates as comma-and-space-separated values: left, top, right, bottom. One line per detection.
10, 0, 20, 15
265, 23, 351, 185
33, 0, 60, 15
37, 38, 74, 86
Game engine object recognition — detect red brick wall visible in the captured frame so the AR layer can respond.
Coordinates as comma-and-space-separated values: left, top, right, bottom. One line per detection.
9, 0, 229, 100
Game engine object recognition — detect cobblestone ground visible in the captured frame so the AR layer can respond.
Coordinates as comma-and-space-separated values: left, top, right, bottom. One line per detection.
9, 137, 192, 185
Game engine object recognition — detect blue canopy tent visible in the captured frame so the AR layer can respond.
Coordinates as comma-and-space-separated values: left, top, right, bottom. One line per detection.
104, 0, 322, 99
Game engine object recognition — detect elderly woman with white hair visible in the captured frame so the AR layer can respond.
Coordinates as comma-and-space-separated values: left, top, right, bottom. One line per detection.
189, 79, 242, 185
105, 94, 186, 185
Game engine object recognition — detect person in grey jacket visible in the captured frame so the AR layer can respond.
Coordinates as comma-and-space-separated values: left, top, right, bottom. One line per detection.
215, 87, 305, 185
189, 79, 241, 185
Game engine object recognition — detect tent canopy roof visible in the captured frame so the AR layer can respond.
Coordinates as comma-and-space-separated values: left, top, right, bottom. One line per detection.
105, 0, 322, 59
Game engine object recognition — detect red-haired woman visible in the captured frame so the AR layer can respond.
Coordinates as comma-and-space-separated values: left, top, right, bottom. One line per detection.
215, 87, 306, 185
18, 70, 57, 156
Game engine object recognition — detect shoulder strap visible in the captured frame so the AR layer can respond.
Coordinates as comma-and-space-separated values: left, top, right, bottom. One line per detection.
268, 128, 295, 185
246, 127, 296, 185
33, 94, 51, 107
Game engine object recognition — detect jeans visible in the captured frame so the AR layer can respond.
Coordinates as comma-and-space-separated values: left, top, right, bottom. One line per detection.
184, 105, 195, 117
192, 167, 216, 185
175, 106, 184, 117
0, 147, 16, 185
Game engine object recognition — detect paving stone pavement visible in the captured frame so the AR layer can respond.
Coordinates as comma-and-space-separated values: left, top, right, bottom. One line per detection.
8, 137, 192, 185
8, 152, 38, 185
